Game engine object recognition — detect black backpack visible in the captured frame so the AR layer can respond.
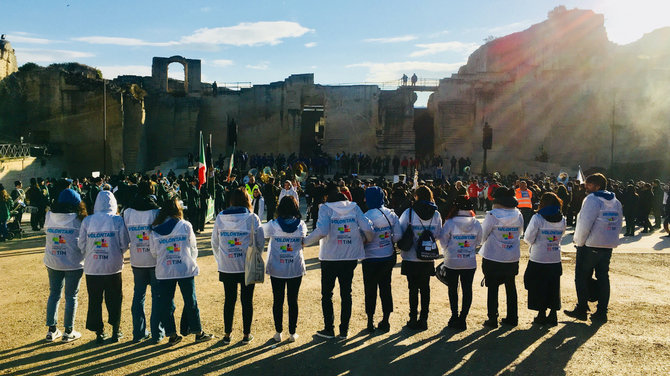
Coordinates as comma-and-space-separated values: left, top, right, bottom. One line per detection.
416, 215, 440, 260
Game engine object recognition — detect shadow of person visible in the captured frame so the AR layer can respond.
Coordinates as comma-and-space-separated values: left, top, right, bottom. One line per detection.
503, 321, 602, 375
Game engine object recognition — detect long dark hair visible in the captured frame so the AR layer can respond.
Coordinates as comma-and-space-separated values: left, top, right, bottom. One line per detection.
277, 196, 301, 219
152, 197, 183, 226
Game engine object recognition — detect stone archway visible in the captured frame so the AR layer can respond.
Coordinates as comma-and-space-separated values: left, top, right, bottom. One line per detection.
151, 56, 202, 93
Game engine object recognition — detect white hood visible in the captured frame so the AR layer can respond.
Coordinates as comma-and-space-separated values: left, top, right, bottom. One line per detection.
94, 191, 117, 214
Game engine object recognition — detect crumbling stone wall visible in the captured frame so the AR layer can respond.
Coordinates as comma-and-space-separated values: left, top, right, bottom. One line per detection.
0, 38, 18, 81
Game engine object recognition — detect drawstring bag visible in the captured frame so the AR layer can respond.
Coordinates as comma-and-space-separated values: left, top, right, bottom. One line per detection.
245, 221, 265, 286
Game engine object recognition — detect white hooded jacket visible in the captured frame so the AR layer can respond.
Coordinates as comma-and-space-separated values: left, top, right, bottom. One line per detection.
211, 211, 264, 273
398, 206, 443, 263
441, 211, 483, 269
479, 207, 524, 263
278, 182, 299, 205
524, 213, 566, 264
363, 206, 402, 259
150, 219, 199, 280
124, 208, 160, 268
262, 219, 308, 278
78, 191, 130, 275
44, 212, 84, 271
574, 191, 623, 249
304, 200, 374, 261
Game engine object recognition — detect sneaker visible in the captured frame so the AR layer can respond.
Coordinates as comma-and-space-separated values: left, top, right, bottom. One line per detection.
590, 311, 608, 323
417, 320, 428, 331
273, 332, 283, 343
288, 333, 299, 343
221, 334, 231, 345
111, 331, 124, 343
564, 307, 588, 321
338, 331, 348, 339
483, 318, 498, 328
46, 328, 62, 342
96, 332, 109, 344
500, 317, 518, 327
133, 333, 151, 343
241, 334, 254, 344
62, 330, 81, 343
195, 332, 213, 343
316, 329, 335, 339
168, 334, 182, 345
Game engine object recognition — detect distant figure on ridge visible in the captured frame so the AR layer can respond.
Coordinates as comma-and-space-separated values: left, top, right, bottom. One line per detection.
401, 74, 408, 86
411, 73, 417, 86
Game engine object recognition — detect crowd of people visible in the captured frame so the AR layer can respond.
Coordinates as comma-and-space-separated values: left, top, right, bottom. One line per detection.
2, 164, 667, 347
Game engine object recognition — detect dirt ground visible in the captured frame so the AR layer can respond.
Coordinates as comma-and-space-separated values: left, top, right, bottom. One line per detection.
1, 222, 669, 376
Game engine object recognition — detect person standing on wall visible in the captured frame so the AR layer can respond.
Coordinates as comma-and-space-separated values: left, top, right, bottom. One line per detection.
304, 183, 374, 339
565, 173, 622, 323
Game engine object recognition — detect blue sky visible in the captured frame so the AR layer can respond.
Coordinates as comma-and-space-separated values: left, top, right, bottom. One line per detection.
4, 0, 670, 99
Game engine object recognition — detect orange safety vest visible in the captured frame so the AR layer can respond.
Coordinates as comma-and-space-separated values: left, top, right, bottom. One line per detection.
515, 188, 533, 208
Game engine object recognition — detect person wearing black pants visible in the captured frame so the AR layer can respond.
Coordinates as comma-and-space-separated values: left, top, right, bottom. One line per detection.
445, 269, 475, 327
85, 273, 122, 335
320, 260, 357, 336
482, 259, 519, 325
220, 272, 255, 336
271, 277, 302, 336
362, 257, 396, 330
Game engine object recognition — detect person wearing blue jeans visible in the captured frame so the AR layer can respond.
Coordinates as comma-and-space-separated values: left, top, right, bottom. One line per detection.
46, 268, 83, 338
131, 267, 164, 342
158, 277, 203, 338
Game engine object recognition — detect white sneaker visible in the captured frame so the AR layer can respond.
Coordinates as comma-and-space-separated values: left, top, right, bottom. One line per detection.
62, 330, 82, 343
288, 333, 299, 343
46, 328, 62, 342
273, 332, 283, 343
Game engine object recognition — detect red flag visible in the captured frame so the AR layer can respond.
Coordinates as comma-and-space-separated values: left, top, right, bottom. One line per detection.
197, 131, 206, 188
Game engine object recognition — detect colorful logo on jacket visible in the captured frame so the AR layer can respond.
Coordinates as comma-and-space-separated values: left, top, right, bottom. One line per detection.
546, 235, 558, 242
379, 232, 390, 239
502, 232, 514, 240
280, 243, 294, 252
52, 236, 66, 245
338, 225, 351, 234
228, 238, 242, 246
94, 239, 109, 248
167, 243, 181, 253
136, 232, 149, 241
458, 240, 471, 248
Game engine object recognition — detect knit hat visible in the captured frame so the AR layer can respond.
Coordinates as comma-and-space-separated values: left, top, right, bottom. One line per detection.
492, 186, 518, 208
58, 188, 81, 206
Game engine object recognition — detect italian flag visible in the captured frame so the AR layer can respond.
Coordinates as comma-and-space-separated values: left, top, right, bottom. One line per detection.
197, 131, 206, 188
226, 144, 235, 181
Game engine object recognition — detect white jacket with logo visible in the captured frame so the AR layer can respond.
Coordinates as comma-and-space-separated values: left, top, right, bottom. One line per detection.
364, 206, 402, 260
78, 191, 130, 275
398, 207, 443, 263
440, 211, 483, 269
479, 208, 524, 263
263, 220, 307, 278
574, 192, 623, 249
304, 201, 375, 261
124, 208, 160, 268
150, 219, 199, 280
211, 212, 264, 273
44, 212, 84, 271
524, 213, 566, 264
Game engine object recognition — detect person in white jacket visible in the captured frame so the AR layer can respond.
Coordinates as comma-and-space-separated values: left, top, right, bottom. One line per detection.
211, 188, 264, 345
78, 190, 129, 343
278, 180, 299, 208
123, 181, 164, 343
565, 173, 623, 323
44, 187, 87, 343
440, 195, 482, 330
479, 186, 524, 328
251, 187, 265, 221
262, 196, 307, 343
523, 192, 566, 327
304, 183, 374, 339
150, 196, 212, 345
362, 186, 401, 333
399, 186, 443, 331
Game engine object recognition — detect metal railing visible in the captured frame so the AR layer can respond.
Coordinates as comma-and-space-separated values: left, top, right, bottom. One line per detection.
0, 144, 47, 158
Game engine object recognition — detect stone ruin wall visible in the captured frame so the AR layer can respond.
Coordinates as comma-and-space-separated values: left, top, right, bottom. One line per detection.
0, 39, 18, 81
